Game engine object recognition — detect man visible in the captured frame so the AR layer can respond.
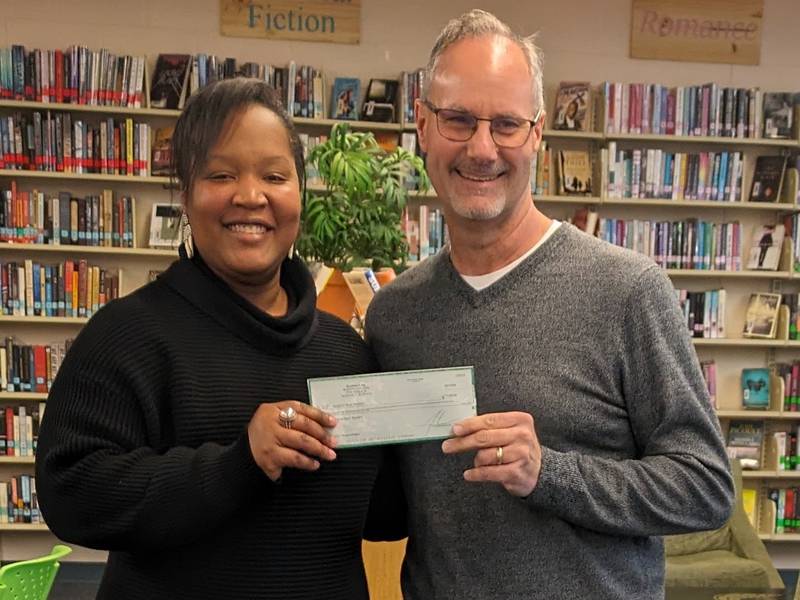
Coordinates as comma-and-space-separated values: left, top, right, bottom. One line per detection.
365, 9, 734, 600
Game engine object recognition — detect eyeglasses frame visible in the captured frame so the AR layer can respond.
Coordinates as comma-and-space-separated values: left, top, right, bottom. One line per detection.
420, 99, 544, 148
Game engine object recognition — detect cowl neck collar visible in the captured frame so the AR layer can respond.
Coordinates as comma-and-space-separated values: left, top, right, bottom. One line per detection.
160, 247, 318, 355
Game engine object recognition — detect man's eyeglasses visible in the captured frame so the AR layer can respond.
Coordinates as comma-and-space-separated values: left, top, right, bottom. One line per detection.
421, 100, 542, 148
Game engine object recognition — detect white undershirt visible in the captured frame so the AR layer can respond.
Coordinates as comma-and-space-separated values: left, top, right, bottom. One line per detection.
460, 220, 561, 291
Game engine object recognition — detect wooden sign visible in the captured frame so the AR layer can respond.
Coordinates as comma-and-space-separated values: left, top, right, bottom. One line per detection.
630, 0, 763, 65
220, 0, 360, 45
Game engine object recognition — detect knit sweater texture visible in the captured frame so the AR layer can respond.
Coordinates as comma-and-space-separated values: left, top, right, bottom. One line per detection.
365, 223, 734, 600
36, 252, 403, 600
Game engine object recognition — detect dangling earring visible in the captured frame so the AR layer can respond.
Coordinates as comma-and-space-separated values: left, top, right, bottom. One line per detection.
180, 212, 194, 259
288, 243, 295, 260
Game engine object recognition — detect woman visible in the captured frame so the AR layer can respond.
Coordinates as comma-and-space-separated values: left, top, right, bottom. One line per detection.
35, 78, 403, 600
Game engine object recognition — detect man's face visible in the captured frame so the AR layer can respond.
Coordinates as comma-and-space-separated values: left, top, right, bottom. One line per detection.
416, 35, 542, 222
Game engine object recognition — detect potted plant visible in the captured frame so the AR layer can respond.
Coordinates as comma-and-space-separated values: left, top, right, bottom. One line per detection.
298, 122, 429, 272
297, 122, 429, 319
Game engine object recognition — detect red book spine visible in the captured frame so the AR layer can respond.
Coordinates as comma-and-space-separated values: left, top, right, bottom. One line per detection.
33, 345, 47, 393
55, 50, 64, 103
77, 259, 88, 317
113, 127, 121, 174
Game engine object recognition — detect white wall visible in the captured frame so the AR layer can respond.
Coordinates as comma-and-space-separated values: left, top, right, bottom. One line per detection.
2, 0, 799, 108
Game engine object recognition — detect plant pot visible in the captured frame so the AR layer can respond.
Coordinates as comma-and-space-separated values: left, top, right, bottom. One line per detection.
316, 269, 356, 322
374, 268, 396, 288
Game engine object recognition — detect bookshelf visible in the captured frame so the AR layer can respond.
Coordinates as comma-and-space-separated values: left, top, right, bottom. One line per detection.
532, 84, 800, 549
0, 52, 441, 563
0, 79, 186, 559
1, 50, 799, 564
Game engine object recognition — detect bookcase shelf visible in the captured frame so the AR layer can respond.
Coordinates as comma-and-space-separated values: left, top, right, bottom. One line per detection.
293, 116, 404, 131
0, 524, 49, 532
0, 456, 35, 465
605, 132, 800, 149
0, 243, 177, 258
404, 189, 798, 212
692, 339, 791, 348
741, 470, 800, 480
0, 392, 47, 402
0, 101, 420, 136
542, 129, 605, 141
0, 169, 171, 185
0, 99, 180, 118
602, 198, 797, 212
717, 410, 800, 420
0, 316, 88, 325
666, 269, 793, 280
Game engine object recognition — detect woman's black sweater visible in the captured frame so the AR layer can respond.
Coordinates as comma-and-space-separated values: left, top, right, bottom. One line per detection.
35, 253, 403, 600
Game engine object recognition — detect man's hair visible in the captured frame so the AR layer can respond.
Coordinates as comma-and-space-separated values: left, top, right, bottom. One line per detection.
171, 77, 305, 195
422, 9, 544, 114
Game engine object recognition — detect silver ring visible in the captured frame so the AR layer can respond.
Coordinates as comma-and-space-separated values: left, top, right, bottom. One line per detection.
495, 446, 504, 465
279, 407, 297, 429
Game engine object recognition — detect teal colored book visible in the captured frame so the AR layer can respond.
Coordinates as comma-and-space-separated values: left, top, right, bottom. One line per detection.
741, 368, 770, 409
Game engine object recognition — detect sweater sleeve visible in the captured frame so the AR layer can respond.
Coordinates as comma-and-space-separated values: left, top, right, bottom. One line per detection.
35, 308, 269, 552
525, 265, 734, 536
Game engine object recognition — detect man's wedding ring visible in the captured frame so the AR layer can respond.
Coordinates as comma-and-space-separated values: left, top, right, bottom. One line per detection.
496, 446, 504, 465
279, 407, 297, 429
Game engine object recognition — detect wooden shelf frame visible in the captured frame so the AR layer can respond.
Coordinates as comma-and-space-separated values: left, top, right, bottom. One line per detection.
0, 243, 177, 258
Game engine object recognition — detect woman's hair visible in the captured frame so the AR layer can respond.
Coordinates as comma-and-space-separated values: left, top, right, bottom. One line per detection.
566, 99, 579, 116
171, 78, 306, 195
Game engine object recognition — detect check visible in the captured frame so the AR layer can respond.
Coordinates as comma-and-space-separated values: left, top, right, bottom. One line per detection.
307, 367, 477, 448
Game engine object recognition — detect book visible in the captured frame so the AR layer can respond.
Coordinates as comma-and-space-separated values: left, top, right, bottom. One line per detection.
741, 488, 758, 527
762, 92, 797, 139
330, 77, 360, 120
726, 420, 764, 469
147, 203, 182, 249
743, 292, 782, 339
700, 360, 717, 407
360, 78, 398, 122
552, 81, 592, 132
741, 368, 770, 409
569, 207, 598, 236
151, 126, 175, 176
558, 150, 592, 195
341, 268, 377, 320
749, 155, 787, 202
149, 54, 191, 110
746, 224, 785, 271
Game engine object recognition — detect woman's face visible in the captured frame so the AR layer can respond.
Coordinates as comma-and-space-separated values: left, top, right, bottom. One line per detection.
184, 104, 301, 289
566, 101, 578, 118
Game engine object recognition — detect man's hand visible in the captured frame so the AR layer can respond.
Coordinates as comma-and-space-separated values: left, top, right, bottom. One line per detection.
441, 411, 541, 497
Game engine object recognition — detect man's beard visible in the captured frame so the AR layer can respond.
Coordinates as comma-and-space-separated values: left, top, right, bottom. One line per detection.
449, 160, 508, 220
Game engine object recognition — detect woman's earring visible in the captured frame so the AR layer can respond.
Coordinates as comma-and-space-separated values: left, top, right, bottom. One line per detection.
288, 243, 295, 259
180, 212, 194, 259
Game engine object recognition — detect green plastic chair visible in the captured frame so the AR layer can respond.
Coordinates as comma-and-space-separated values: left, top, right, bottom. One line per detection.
0, 545, 72, 600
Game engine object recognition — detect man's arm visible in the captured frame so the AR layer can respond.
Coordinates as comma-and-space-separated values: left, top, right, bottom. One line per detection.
443, 265, 733, 536
524, 265, 734, 536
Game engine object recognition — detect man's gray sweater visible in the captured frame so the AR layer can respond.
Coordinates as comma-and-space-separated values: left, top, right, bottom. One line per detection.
365, 223, 733, 600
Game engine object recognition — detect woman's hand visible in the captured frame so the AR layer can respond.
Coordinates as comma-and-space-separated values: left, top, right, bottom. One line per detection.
247, 401, 338, 481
